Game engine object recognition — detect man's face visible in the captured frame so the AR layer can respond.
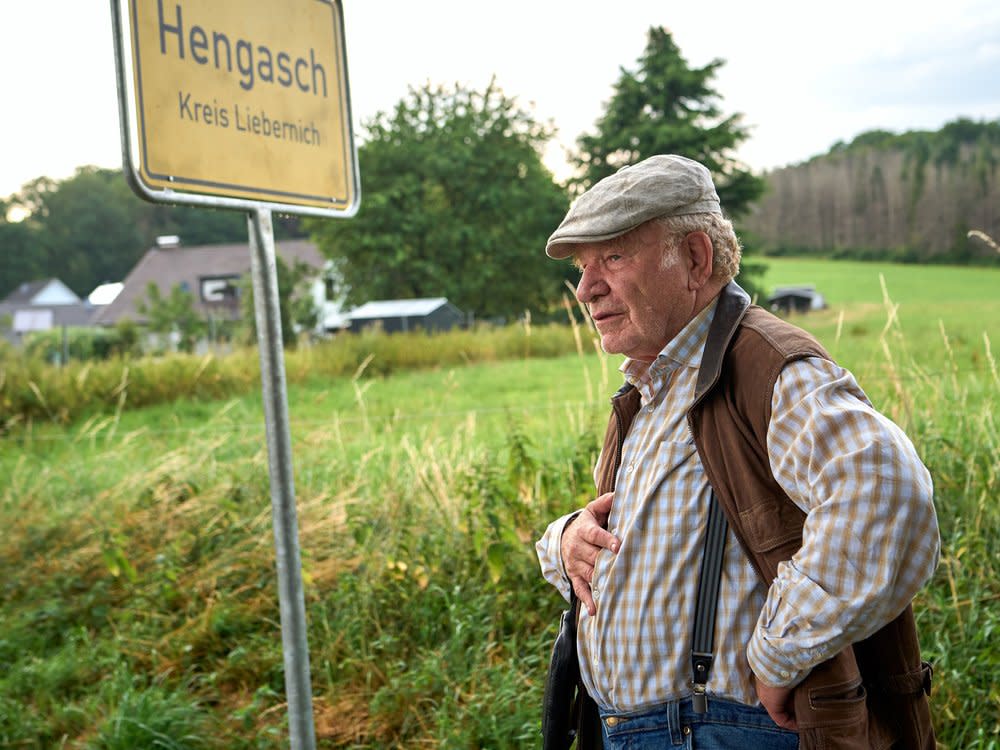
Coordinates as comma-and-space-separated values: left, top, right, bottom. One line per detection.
573, 222, 697, 362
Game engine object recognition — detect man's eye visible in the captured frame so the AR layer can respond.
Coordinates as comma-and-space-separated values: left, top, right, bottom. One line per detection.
607, 254, 622, 262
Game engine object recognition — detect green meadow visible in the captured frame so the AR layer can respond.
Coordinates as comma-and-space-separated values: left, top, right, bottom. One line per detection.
760, 257, 1000, 376
1, 258, 998, 748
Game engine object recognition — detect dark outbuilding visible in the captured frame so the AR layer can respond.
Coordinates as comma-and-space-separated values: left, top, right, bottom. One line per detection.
347, 297, 464, 334
767, 285, 827, 314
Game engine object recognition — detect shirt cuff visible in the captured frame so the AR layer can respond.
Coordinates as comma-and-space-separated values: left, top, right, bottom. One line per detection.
534, 511, 581, 602
747, 630, 808, 689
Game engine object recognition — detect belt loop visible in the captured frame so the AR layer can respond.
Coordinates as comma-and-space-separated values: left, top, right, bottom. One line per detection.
669, 699, 683, 746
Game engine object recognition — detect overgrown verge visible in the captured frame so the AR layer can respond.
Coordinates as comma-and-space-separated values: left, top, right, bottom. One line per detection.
0, 321, 580, 432
0, 390, 603, 748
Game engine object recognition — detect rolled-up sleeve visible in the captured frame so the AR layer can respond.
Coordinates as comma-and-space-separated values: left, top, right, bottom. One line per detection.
747, 357, 940, 687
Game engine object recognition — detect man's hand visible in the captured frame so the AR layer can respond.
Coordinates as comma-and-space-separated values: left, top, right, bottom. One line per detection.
561, 492, 620, 616
755, 677, 798, 731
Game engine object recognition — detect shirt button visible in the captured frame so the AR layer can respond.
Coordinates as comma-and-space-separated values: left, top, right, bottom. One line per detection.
781, 670, 791, 679
626, 464, 634, 473
646, 405, 655, 413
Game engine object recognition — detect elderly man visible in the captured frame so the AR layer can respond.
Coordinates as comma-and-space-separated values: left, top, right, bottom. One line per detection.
536, 155, 939, 749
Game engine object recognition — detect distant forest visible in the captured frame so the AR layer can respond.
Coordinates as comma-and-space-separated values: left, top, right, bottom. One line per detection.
743, 118, 1000, 264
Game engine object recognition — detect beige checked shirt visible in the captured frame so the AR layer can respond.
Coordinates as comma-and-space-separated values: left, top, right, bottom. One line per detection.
536, 300, 939, 712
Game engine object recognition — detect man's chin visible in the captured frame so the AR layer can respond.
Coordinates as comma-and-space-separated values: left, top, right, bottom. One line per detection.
599, 335, 624, 356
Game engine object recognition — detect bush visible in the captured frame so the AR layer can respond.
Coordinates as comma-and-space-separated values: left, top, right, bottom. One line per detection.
22, 322, 142, 364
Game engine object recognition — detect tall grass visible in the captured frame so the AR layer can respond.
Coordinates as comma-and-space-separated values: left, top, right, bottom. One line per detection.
1, 267, 997, 747
0, 322, 582, 431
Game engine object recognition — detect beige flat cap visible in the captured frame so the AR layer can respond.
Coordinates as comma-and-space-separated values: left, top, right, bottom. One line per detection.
546, 154, 722, 259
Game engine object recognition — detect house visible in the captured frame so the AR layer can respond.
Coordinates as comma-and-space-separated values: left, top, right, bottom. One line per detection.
347, 297, 464, 333
767, 285, 827, 314
92, 238, 343, 334
0, 278, 95, 343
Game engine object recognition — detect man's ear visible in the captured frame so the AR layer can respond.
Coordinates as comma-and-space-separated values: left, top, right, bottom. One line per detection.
681, 231, 714, 290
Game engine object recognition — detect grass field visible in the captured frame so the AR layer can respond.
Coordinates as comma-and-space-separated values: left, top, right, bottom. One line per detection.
759, 257, 1000, 380
1, 257, 998, 748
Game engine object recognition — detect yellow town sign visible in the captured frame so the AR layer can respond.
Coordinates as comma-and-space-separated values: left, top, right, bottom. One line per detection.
119, 0, 358, 214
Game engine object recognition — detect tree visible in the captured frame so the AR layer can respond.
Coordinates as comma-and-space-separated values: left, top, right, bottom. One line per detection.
13, 169, 146, 296
306, 80, 570, 319
239, 255, 319, 349
573, 27, 764, 218
137, 282, 205, 353
574, 28, 767, 296
0, 211, 43, 299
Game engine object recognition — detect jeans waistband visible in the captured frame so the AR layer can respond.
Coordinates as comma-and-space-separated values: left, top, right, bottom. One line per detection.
599, 696, 788, 745
599, 697, 687, 745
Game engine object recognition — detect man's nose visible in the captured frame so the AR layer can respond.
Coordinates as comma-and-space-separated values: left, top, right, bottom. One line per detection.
576, 264, 608, 303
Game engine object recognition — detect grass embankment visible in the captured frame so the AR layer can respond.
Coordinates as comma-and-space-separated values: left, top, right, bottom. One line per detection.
1, 259, 998, 747
0, 321, 583, 431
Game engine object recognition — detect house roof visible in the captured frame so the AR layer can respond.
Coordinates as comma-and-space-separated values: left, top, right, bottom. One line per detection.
3, 279, 51, 305
88, 282, 124, 306
2, 278, 80, 306
92, 239, 324, 325
348, 297, 451, 319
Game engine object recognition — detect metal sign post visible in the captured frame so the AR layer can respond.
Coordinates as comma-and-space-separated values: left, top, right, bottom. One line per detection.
248, 207, 315, 750
110, 1, 360, 747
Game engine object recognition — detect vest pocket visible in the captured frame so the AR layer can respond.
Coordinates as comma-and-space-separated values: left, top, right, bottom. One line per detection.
807, 678, 866, 715
738, 496, 804, 554
795, 676, 870, 744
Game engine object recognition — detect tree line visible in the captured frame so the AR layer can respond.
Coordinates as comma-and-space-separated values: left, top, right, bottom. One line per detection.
744, 118, 1000, 264
3, 27, 766, 317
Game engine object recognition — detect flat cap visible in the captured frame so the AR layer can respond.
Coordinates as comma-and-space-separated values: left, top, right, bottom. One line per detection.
546, 154, 722, 259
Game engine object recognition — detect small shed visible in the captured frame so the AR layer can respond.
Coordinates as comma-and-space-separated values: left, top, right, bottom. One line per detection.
767, 285, 827, 314
347, 297, 464, 333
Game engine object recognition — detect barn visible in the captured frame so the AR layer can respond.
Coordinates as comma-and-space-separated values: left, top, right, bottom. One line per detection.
767, 285, 827, 314
347, 297, 464, 333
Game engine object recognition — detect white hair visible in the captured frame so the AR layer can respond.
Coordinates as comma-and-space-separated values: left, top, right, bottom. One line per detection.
654, 214, 742, 282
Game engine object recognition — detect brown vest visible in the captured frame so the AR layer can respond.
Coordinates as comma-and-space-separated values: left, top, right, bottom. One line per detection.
592, 283, 934, 750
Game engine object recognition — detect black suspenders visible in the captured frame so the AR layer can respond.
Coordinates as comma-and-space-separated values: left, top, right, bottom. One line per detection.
690, 491, 728, 713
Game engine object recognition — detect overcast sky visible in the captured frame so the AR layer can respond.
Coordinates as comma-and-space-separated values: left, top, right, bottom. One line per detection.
2, 0, 999, 202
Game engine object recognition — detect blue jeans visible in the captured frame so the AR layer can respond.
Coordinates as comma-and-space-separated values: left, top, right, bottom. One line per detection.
599, 696, 799, 749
